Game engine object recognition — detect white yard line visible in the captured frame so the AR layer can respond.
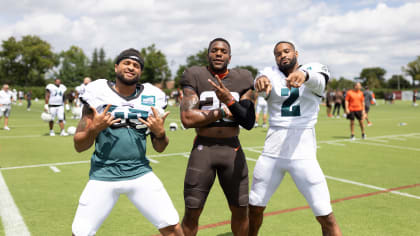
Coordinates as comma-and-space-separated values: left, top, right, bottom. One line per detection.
318, 133, 420, 144
325, 142, 346, 146
147, 158, 159, 164
365, 139, 389, 143
0, 135, 43, 139
244, 147, 264, 153
353, 141, 420, 152
0, 172, 31, 236
325, 175, 420, 200
49, 166, 61, 173
246, 157, 258, 162
0, 160, 89, 171
1, 132, 419, 171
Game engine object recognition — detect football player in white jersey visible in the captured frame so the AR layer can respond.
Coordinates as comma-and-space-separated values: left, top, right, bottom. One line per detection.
45, 78, 68, 136
248, 41, 342, 236
75, 77, 91, 106
0, 84, 14, 130
71, 48, 183, 236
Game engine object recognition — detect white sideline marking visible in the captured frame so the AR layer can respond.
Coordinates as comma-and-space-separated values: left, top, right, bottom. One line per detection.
366, 139, 389, 143
386, 137, 406, 141
0, 161, 89, 171
0, 172, 31, 236
244, 148, 263, 153
1, 132, 419, 172
49, 166, 60, 173
147, 158, 159, 164
326, 175, 420, 200
246, 157, 257, 162
0, 135, 43, 139
326, 142, 345, 146
353, 141, 420, 152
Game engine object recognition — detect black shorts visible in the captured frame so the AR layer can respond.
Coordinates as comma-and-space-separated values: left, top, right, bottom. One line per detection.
184, 136, 249, 208
347, 110, 363, 121
365, 105, 370, 113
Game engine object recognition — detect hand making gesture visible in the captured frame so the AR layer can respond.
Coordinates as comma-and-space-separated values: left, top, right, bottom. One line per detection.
89, 104, 121, 133
138, 106, 170, 138
255, 76, 272, 96
208, 75, 233, 104
285, 70, 306, 89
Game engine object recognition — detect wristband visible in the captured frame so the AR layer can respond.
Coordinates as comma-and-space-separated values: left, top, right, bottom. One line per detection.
226, 97, 236, 107
44, 104, 49, 110
219, 107, 226, 118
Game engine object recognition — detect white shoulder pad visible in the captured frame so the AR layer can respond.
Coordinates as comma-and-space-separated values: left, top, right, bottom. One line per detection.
46, 84, 54, 91
302, 63, 330, 80
80, 79, 108, 105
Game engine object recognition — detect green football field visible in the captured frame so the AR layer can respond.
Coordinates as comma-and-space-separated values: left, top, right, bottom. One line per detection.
0, 99, 419, 236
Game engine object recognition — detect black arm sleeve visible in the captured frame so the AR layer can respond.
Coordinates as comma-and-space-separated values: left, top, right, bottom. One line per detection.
228, 99, 255, 130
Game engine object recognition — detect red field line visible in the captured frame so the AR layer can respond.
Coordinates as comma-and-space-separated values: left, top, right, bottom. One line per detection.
152, 183, 420, 235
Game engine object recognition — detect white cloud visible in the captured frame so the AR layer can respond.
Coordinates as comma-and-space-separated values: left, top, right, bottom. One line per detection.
0, 0, 419, 80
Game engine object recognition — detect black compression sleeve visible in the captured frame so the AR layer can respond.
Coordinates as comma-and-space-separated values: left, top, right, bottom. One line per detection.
228, 99, 255, 130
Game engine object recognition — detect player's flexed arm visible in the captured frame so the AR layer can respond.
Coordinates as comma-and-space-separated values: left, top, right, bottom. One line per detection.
74, 104, 121, 152
180, 87, 230, 128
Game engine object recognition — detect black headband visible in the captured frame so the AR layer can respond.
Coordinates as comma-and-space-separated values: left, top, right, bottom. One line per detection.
116, 48, 144, 69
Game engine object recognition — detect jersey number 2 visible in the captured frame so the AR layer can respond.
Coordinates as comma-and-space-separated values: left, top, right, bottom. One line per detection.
281, 88, 300, 116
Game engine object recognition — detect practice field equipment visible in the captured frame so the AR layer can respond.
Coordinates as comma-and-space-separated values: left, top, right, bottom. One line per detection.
41, 112, 53, 122
67, 126, 77, 135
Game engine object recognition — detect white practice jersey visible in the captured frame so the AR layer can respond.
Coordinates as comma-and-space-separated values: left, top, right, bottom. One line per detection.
75, 83, 88, 97
80, 79, 167, 120
46, 84, 67, 105
257, 63, 329, 129
0, 90, 13, 105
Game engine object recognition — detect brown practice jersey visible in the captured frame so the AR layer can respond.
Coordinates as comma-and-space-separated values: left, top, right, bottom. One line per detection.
180, 66, 254, 127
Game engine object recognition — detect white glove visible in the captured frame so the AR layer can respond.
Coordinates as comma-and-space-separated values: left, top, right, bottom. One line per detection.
44, 104, 49, 113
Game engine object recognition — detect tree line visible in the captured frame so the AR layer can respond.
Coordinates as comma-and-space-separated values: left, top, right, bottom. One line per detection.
1, 35, 419, 90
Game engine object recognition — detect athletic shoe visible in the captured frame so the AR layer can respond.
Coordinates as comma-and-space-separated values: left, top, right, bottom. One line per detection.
336, 115, 340, 119
3, 126, 10, 131
254, 123, 259, 128
350, 135, 355, 141
367, 122, 372, 127
60, 131, 69, 136
50, 130, 55, 136
362, 134, 366, 140
262, 123, 267, 128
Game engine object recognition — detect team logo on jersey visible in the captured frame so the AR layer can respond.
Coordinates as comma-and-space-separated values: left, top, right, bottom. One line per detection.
141, 95, 156, 106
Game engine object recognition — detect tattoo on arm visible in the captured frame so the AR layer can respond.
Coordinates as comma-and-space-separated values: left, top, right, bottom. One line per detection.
76, 105, 94, 132
82, 104, 93, 117
76, 118, 88, 132
181, 88, 199, 112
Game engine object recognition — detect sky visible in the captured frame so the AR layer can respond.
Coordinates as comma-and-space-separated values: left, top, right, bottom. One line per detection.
1, 0, 420, 81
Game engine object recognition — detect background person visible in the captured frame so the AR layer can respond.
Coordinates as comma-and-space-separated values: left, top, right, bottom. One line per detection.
363, 86, 374, 126
254, 92, 268, 128
0, 84, 14, 130
45, 78, 68, 136
332, 89, 343, 118
345, 82, 366, 140
25, 90, 32, 111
